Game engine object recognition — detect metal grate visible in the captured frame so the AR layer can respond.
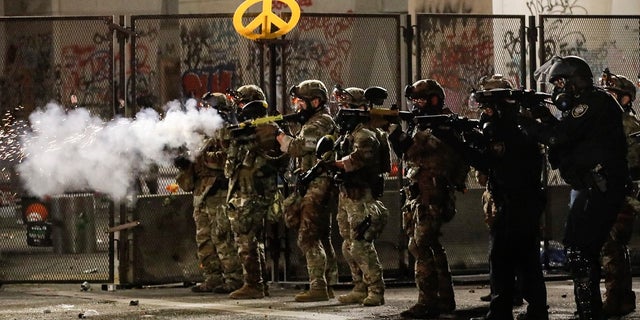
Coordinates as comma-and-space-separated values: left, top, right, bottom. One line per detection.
0, 16, 114, 283
283, 14, 402, 111
416, 14, 527, 116
539, 15, 640, 112
130, 14, 260, 113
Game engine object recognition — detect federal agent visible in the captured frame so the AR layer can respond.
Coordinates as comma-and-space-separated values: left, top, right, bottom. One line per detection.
520, 56, 628, 319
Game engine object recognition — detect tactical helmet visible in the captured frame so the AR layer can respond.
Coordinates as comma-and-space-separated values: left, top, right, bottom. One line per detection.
201, 92, 229, 109
237, 100, 267, 121
479, 74, 513, 90
234, 84, 266, 104
548, 55, 593, 88
290, 80, 328, 103
333, 86, 368, 109
600, 69, 636, 102
405, 79, 445, 100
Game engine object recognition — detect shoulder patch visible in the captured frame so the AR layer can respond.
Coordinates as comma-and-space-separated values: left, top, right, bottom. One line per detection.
571, 104, 588, 118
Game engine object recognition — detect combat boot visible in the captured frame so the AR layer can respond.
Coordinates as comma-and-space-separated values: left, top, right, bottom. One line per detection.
400, 303, 440, 319
229, 284, 264, 299
362, 291, 385, 306
191, 278, 223, 293
337, 283, 368, 304
294, 288, 329, 302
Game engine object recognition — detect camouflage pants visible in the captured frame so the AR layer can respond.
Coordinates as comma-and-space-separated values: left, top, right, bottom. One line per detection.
404, 200, 454, 308
228, 192, 269, 287
602, 199, 636, 306
337, 189, 388, 295
193, 190, 242, 287
297, 177, 338, 289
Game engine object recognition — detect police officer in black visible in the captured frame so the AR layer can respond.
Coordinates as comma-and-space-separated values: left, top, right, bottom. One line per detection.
519, 55, 628, 320
467, 75, 549, 320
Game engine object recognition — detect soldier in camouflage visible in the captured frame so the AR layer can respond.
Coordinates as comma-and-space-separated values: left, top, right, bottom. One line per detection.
224, 85, 279, 299
277, 79, 339, 302
174, 92, 243, 294
388, 79, 469, 319
331, 87, 390, 307
599, 70, 639, 317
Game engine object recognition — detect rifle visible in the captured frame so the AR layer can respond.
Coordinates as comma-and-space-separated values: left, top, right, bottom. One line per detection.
229, 113, 304, 137
334, 108, 414, 133
295, 134, 344, 196
470, 88, 552, 110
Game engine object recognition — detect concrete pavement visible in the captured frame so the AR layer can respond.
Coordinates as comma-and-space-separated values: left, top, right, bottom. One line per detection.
0, 278, 639, 319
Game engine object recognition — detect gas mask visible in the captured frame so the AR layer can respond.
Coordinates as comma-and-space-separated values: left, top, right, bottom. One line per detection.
551, 78, 575, 112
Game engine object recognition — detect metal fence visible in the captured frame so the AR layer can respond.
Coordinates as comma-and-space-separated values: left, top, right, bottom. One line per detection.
0, 13, 639, 285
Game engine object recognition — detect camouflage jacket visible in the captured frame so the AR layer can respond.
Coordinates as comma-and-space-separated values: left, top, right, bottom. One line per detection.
280, 108, 336, 172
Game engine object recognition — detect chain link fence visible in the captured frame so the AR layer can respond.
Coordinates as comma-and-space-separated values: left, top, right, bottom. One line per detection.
0, 16, 114, 284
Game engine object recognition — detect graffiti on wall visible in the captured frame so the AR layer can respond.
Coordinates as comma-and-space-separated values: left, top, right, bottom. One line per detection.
60, 43, 111, 109
0, 33, 54, 116
273, 0, 313, 11
526, 0, 596, 63
419, 17, 520, 114
179, 21, 243, 99
285, 16, 355, 86
418, 0, 475, 14
182, 64, 237, 100
526, 0, 587, 15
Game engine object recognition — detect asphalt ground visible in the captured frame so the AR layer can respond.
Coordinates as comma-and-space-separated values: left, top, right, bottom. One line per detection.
0, 278, 639, 320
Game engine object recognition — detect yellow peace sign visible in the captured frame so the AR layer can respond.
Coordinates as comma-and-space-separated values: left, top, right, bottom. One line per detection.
233, 0, 301, 40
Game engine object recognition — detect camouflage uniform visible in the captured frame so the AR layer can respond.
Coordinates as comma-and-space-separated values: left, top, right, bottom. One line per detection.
335, 123, 389, 307
176, 133, 243, 293
224, 123, 280, 299
601, 111, 640, 315
280, 107, 339, 301
402, 128, 469, 313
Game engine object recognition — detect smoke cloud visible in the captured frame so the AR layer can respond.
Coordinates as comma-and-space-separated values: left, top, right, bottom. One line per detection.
16, 99, 224, 201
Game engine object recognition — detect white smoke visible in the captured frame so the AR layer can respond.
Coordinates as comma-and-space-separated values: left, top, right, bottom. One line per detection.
17, 99, 224, 201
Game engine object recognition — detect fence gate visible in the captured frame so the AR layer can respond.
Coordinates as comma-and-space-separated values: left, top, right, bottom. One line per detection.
0, 16, 115, 284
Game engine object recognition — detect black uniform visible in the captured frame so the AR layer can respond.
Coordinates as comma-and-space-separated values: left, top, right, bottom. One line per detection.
521, 87, 628, 319
470, 100, 548, 320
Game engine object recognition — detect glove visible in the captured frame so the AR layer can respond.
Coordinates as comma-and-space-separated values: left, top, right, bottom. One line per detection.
173, 155, 192, 170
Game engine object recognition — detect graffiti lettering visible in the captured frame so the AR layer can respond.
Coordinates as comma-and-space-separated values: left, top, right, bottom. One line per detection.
273, 0, 313, 11
526, 0, 587, 15
182, 65, 237, 99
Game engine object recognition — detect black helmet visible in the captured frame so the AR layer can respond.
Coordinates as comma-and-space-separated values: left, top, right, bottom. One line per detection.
290, 80, 328, 103
237, 100, 267, 122
548, 56, 593, 88
232, 85, 266, 104
405, 79, 445, 100
548, 56, 593, 111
